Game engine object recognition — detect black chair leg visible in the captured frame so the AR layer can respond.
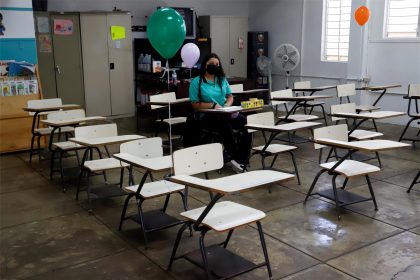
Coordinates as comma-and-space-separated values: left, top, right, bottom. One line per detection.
331, 174, 341, 219
399, 118, 415, 141
198, 229, 211, 280
407, 171, 420, 193
289, 151, 300, 185
29, 134, 36, 163
257, 221, 273, 280
365, 175, 378, 210
375, 152, 382, 168
168, 222, 191, 270
320, 105, 328, 125
119, 193, 134, 231
50, 150, 56, 180
305, 169, 327, 202
137, 201, 149, 248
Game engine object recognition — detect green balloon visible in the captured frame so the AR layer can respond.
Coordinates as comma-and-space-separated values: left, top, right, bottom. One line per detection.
147, 8, 186, 59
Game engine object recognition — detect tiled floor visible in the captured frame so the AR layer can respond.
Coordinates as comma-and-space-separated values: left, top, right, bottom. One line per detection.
1, 117, 419, 279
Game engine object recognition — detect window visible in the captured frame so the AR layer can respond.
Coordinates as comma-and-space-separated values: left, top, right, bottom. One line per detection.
322, 0, 352, 62
385, 0, 420, 38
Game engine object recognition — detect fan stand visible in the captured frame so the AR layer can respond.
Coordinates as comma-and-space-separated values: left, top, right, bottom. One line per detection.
285, 71, 291, 89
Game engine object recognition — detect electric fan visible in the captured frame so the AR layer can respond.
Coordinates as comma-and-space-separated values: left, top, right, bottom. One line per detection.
256, 55, 272, 93
273, 43, 300, 88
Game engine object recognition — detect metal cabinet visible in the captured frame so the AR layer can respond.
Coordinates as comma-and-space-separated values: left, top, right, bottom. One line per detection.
199, 16, 248, 78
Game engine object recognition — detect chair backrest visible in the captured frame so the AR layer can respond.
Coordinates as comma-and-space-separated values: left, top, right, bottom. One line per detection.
149, 92, 177, 110
271, 88, 293, 105
47, 109, 85, 121
120, 137, 163, 158
230, 84, 244, 93
27, 98, 62, 116
336, 83, 356, 98
247, 111, 275, 133
330, 103, 356, 122
294, 81, 311, 95
75, 123, 118, 139
313, 124, 348, 150
408, 84, 420, 97
173, 143, 224, 176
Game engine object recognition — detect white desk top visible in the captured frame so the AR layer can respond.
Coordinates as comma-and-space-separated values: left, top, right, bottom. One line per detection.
271, 95, 333, 102
291, 85, 336, 92
41, 116, 106, 127
168, 170, 294, 194
356, 84, 401, 91
245, 121, 322, 133
69, 135, 144, 147
147, 98, 190, 106
330, 111, 406, 120
22, 104, 81, 112
231, 88, 269, 95
198, 105, 263, 114
315, 138, 410, 152
113, 153, 172, 172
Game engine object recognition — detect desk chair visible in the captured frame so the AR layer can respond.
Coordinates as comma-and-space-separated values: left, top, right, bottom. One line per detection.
168, 143, 274, 280
272, 89, 322, 122
27, 98, 74, 163
48, 109, 86, 181
294, 81, 328, 124
305, 124, 380, 219
337, 83, 379, 131
118, 137, 187, 247
75, 123, 129, 212
246, 112, 300, 184
150, 92, 187, 141
331, 103, 383, 166
399, 84, 420, 143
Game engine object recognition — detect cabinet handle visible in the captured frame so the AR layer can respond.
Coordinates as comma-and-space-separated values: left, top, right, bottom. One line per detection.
231, 59, 235, 65
55, 65, 61, 75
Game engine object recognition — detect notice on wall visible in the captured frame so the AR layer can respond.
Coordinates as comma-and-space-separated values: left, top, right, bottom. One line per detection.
54, 19, 73, 35
36, 16, 49, 33
111, 26, 125, 40
38, 34, 52, 53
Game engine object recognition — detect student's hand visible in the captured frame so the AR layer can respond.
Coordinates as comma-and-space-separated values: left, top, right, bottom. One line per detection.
214, 104, 222, 109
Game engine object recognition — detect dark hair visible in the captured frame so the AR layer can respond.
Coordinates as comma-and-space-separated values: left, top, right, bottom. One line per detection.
197, 53, 226, 101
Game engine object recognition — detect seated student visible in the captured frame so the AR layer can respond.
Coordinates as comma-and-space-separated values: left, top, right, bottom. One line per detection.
189, 53, 252, 170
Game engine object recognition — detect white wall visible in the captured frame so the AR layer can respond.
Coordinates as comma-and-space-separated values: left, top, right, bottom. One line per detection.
249, 0, 420, 126
48, 0, 250, 26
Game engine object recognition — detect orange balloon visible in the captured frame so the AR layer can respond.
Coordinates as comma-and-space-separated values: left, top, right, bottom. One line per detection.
355, 6, 370, 26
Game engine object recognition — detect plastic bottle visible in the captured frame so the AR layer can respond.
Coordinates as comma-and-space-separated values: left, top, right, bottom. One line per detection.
172, 70, 177, 85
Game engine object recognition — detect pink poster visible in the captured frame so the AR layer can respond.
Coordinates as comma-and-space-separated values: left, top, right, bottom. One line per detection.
54, 19, 73, 35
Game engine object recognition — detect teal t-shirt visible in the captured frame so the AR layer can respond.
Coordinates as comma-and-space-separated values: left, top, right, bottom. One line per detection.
189, 76, 232, 106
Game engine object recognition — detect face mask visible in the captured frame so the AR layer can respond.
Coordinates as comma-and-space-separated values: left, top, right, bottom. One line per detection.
206, 64, 220, 75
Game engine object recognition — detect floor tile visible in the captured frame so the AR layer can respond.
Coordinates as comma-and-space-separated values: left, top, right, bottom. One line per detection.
261, 199, 402, 261
26, 249, 172, 280
0, 187, 81, 228
0, 212, 128, 279
346, 181, 420, 229
279, 264, 357, 280
328, 232, 420, 280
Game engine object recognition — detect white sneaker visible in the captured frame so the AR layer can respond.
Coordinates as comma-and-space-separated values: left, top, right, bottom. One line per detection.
230, 160, 244, 173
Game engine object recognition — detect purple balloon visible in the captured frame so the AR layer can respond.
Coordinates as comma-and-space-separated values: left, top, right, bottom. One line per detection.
181, 43, 200, 68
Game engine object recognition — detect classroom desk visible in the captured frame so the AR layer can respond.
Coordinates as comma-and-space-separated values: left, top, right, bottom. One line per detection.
167, 170, 294, 279
329, 111, 406, 136
356, 84, 401, 110
113, 152, 184, 240
291, 85, 336, 96
271, 95, 333, 123
305, 138, 410, 218
69, 134, 145, 201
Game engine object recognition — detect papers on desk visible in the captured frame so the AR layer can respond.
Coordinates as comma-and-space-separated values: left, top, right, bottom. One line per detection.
216, 106, 243, 112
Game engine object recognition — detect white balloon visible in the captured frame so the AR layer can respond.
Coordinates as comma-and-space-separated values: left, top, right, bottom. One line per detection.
181, 43, 200, 68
